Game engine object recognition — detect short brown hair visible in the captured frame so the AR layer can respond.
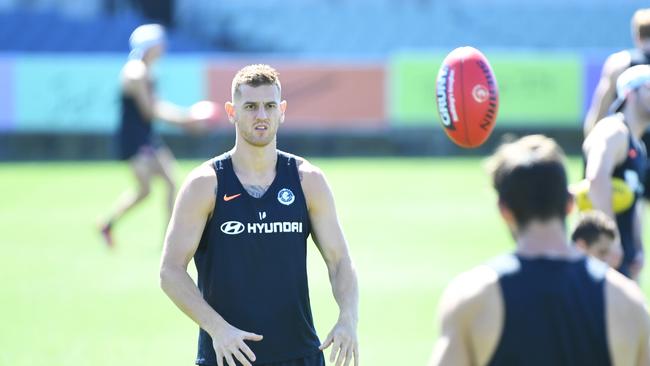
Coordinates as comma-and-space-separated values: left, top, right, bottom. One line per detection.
632, 9, 650, 40
231, 64, 281, 99
486, 135, 569, 227
571, 211, 618, 247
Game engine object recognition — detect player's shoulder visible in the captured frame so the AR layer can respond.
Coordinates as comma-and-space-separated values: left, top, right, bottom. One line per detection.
121, 59, 148, 82
603, 50, 633, 76
278, 151, 312, 168
180, 160, 218, 196
585, 114, 629, 146
605, 269, 647, 310
283, 151, 325, 181
285, 153, 331, 205
195, 159, 219, 178
593, 114, 628, 135
171, 161, 217, 214
440, 264, 500, 317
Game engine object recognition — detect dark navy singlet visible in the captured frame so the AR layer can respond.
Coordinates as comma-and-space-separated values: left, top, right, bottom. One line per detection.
583, 116, 646, 277
627, 48, 650, 68
117, 80, 161, 160
194, 151, 320, 365
487, 254, 611, 366
625, 48, 650, 201
612, 128, 646, 277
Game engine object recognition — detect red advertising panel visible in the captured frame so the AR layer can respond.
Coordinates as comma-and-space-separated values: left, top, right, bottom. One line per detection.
207, 62, 386, 129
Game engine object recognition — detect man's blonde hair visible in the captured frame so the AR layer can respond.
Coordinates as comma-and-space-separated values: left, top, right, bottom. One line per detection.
231, 64, 281, 99
632, 8, 650, 40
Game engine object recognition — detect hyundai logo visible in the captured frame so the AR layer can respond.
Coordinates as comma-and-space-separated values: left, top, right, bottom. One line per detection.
220, 221, 245, 235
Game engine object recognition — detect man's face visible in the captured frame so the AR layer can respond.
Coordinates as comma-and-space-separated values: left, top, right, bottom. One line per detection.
579, 235, 621, 268
635, 36, 650, 54
634, 83, 650, 114
229, 84, 286, 147
145, 43, 165, 62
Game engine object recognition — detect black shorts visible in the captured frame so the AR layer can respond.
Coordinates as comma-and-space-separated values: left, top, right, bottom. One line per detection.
261, 351, 325, 366
117, 134, 164, 161
198, 351, 325, 366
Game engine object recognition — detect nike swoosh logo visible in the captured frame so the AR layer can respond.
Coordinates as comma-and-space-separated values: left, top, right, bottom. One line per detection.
223, 193, 242, 202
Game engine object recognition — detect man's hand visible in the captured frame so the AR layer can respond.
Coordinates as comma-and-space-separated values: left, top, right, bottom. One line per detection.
319, 319, 359, 366
210, 322, 263, 366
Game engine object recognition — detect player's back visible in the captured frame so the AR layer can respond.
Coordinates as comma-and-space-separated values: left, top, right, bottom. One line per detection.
486, 254, 610, 365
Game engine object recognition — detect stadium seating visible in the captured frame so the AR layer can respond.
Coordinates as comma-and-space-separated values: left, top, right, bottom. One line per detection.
174, 0, 650, 54
1, 0, 650, 54
0, 5, 212, 53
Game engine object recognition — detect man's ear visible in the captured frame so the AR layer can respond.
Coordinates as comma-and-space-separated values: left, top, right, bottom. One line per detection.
574, 239, 589, 253
279, 100, 287, 123
498, 200, 517, 230
225, 102, 236, 124
565, 195, 575, 215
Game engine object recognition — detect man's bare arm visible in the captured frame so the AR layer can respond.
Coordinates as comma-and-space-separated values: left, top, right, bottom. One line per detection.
430, 266, 502, 366
583, 119, 628, 218
122, 60, 194, 126
584, 52, 630, 136
160, 164, 262, 366
300, 159, 359, 366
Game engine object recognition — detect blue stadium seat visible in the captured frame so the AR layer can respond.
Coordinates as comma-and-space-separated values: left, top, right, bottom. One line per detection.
0, 8, 213, 53
0, 0, 649, 54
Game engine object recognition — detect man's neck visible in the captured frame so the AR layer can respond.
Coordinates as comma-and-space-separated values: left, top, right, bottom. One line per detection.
515, 220, 579, 259
230, 139, 277, 176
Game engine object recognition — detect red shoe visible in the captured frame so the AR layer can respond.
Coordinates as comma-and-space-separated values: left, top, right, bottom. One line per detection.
100, 223, 114, 248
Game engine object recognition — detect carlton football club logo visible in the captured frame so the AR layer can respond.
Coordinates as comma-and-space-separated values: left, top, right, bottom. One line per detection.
277, 188, 295, 206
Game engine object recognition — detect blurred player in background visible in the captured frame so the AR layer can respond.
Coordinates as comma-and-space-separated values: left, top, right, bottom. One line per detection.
430, 135, 650, 366
571, 210, 622, 268
99, 24, 215, 247
160, 64, 359, 366
583, 8, 650, 217
583, 8, 650, 136
582, 65, 650, 280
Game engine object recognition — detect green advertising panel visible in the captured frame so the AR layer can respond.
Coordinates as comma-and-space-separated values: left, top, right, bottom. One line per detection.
389, 54, 445, 126
390, 52, 583, 127
15, 55, 204, 132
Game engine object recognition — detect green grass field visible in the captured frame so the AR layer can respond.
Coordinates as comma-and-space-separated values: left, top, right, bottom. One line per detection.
2, 157, 650, 366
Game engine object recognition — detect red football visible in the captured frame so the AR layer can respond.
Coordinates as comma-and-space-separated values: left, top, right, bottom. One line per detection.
435, 47, 499, 148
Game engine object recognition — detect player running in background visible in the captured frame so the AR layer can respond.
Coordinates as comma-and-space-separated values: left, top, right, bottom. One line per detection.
583, 65, 650, 280
99, 24, 213, 247
160, 64, 359, 366
583, 8, 650, 219
583, 8, 650, 136
571, 210, 622, 268
430, 135, 649, 366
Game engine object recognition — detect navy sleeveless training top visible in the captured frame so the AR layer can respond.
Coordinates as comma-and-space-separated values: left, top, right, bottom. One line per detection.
582, 116, 646, 277
627, 48, 650, 67
117, 80, 161, 160
194, 151, 320, 365
487, 254, 611, 366
626, 48, 650, 201
612, 127, 646, 276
